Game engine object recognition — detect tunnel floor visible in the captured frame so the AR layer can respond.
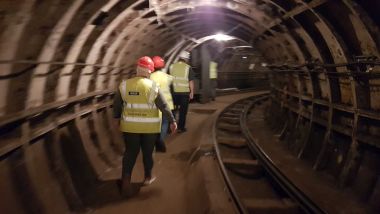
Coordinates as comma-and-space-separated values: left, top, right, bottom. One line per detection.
91, 92, 264, 213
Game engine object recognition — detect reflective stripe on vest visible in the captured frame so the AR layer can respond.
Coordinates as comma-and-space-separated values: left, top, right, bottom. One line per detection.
125, 103, 157, 109
209, 61, 218, 79
119, 77, 161, 133
174, 83, 189, 87
122, 115, 161, 123
170, 62, 190, 93
150, 70, 174, 110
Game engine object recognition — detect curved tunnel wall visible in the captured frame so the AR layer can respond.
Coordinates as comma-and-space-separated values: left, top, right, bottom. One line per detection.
1, 0, 380, 213
260, 2, 380, 211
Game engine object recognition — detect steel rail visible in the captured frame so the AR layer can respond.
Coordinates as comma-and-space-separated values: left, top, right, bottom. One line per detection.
269, 69, 380, 76
0, 90, 114, 128
0, 100, 113, 159
212, 92, 269, 214
267, 59, 380, 70
0, 60, 129, 79
0, 59, 128, 68
272, 86, 380, 122
212, 98, 251, 214
240, 97, 327, 214
216, 88, 270, 96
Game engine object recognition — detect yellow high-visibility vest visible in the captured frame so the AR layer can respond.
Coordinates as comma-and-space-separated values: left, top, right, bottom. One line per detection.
209, 61, 218, 79
150, 70, 174, 110
170, 62, 190, 93
119, 77, 161, 133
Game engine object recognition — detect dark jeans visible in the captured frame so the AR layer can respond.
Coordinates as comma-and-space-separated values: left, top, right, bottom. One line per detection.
210, 79, 217, 100
173, 94, 189, 130
122, 133, 158, 178
160, 116, 170, 144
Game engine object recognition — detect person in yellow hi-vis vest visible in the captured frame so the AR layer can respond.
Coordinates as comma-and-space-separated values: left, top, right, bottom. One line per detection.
209, 61, 218, 101
170, 51, 195, 133
150, 56, 174, 152
113, 56, 177, 196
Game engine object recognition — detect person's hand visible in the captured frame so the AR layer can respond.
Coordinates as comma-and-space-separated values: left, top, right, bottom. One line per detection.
189, 92, 194, 100
170, 122, 178, 134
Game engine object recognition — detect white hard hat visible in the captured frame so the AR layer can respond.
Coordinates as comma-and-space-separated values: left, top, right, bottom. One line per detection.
179, 51, 190, 59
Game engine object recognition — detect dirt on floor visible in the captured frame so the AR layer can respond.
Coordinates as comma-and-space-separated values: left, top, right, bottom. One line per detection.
91, 92, 265, 214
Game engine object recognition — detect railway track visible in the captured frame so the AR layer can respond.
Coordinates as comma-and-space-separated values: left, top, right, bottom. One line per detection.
213, 93, 325, 214
216, 87, 269, 96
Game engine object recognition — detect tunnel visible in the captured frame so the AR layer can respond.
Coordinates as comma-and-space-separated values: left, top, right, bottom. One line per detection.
1, 0, 380, 213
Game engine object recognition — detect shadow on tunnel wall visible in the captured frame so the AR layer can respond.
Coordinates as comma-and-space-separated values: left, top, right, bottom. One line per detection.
58, 119, 129, 209
217, 71, 269, 90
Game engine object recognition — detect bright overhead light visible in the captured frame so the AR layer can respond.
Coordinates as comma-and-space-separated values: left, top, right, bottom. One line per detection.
213, 33, 234, 41
242, 56, 247, 59
201, 0, 217, 3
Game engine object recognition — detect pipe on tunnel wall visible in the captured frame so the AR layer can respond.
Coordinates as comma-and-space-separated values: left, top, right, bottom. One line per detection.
1, 0, 380, 213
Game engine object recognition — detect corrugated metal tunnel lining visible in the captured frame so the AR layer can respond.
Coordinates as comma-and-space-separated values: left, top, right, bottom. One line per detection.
0, 0, 380, 213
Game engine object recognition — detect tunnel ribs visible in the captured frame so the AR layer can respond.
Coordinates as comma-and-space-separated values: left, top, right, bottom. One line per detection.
268, 58, 380, 213
1, 0, 380, 213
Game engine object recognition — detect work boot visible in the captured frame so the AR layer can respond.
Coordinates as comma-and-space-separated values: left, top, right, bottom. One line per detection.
156, 140, 167, 153
143, 176, 157, 186
120, 176, 134, 197
177, 128, 187, 133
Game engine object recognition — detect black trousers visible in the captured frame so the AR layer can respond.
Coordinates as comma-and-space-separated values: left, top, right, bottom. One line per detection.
173, 94, 189, 130
122, 133, 158, 178
210, 79, 217, 100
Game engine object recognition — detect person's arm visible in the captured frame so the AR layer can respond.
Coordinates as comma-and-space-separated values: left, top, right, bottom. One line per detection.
155, 90, 177, 133
113, 89, 123, 128
189, 80, 194, 100
188, 67, 195, 100
113, 90, 123, 118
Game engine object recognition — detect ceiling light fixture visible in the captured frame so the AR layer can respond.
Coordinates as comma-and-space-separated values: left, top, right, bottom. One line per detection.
213, 33, 234, 41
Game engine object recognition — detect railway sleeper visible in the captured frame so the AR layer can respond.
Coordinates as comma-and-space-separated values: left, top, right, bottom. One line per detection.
218, 136, 247, 148
223, 158, 262, 178
218, 123, 241, 133
222, 112, 241, 118
233, 104, 246, 109
243, 198, 299, 214
228, 108, 244, 114
219, 117, 240, 125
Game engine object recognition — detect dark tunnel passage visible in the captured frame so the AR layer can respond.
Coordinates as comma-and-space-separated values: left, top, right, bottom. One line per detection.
1, 0, 380, 213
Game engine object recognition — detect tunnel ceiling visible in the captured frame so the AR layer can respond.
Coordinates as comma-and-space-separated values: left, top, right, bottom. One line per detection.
0, 0, 378, 116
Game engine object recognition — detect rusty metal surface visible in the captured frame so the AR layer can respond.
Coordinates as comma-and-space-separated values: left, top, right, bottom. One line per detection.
268, 59, 380, 213
0, 91, 123, 212
0, 0, 380, 213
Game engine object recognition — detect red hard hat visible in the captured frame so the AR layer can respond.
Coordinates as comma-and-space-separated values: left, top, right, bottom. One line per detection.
137, 56, 155, 72
152, 56, 165, 69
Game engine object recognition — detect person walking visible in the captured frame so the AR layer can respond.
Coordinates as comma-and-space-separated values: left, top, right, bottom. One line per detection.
209, 60, 218, 101
150, 56, 174, 152
113, 56, 177, 195
169, 50, 195, 133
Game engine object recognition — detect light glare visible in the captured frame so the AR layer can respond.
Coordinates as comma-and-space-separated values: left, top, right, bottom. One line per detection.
213, 33, 234, 41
